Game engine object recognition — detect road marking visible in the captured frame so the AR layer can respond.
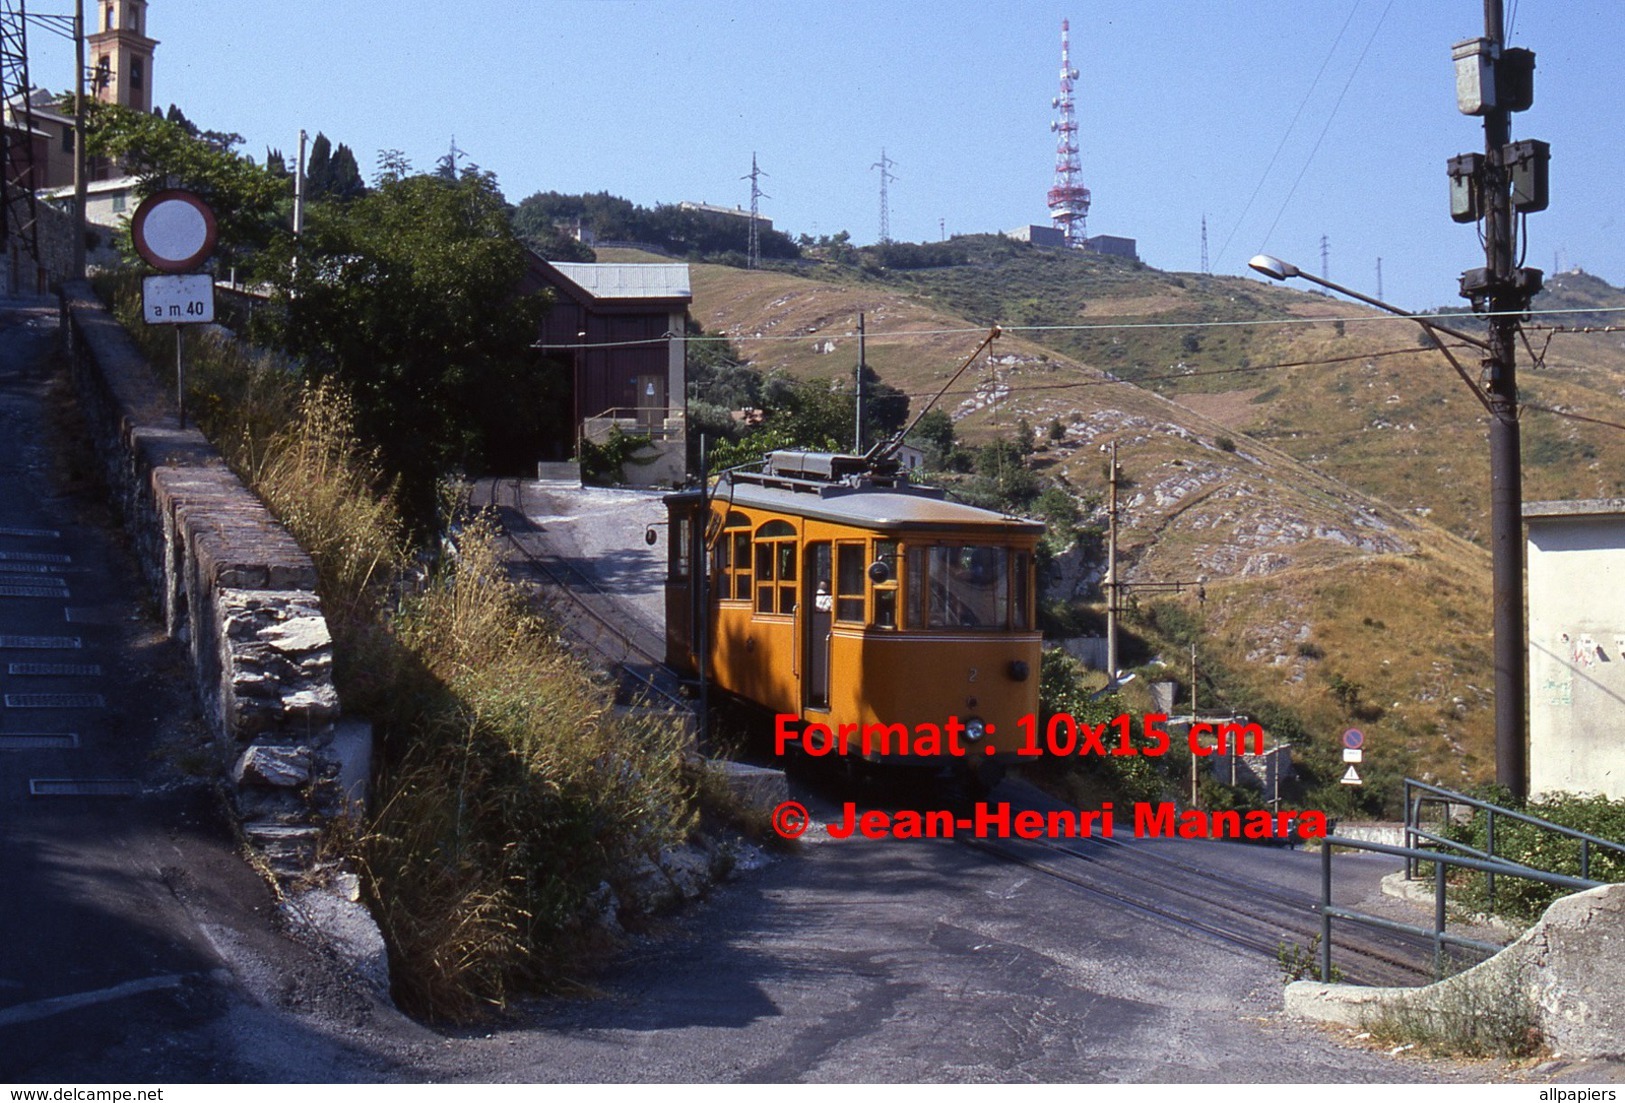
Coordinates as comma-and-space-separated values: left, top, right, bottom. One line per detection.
0, 973, 187, 1028
28, 778, 140, 797
0, 564, 70, 576
0, 635, 82, 649
0, 733, 80, 750
4, 693, 106, 708
0, 526, 60, 539
0, 551, 72, 564
7, 663, 103, 676
0, 584, 70, 598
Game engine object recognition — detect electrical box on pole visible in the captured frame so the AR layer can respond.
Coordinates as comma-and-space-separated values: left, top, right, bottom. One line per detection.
1448, 152, 1485, 223
1506, 138, 1551, 213
1452, 37, 1497, 115
1497, 47, 1536, 112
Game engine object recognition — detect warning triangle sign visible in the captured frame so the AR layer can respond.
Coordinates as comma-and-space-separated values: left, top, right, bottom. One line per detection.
1340, 764, 1363, 786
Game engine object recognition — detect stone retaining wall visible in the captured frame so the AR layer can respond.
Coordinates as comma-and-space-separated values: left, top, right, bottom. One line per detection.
60, 281, 342, 872
1286, 883, 1625, 1058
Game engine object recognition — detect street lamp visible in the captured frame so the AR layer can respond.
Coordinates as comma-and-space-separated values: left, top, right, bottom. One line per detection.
1246, 251, 1525, 798
1248, 254, 1489, 356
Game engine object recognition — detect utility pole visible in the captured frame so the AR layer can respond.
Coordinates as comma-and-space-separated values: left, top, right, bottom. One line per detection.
741, 153, 768, 270
1480, 0, 1528, 803
1105, 441, 1119, 679
1450, 0, 1546, 799
871, 149, 897, 244
71, 0, 85, 279
854, 313, 866, 453
1189, 642, 1200, 807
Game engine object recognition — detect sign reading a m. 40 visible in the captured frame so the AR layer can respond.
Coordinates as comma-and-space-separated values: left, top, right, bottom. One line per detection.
142, 273, 215, 325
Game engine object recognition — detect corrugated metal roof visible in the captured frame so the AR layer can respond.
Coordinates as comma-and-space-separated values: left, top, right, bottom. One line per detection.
551, 263, 692, 301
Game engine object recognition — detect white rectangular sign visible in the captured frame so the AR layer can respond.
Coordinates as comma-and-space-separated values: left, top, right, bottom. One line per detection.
142, 274, 215, 325
1343, 747, 1364, 763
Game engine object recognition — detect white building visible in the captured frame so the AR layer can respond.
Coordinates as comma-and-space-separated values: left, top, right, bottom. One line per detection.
1524, 499, 1625, 799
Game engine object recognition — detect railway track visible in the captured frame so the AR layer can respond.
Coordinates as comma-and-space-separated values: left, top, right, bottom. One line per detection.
962, 823, 1468, 987
474, 478, 1478, 988
474, 477, 693, 715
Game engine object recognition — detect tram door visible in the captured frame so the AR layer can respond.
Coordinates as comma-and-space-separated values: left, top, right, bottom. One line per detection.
804, 542, 832, 711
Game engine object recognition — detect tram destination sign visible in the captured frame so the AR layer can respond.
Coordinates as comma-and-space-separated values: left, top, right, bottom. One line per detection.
142, 274, 215, 325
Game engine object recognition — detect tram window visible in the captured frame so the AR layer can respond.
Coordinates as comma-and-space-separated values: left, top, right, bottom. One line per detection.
909, 545, 1011, 629
732, 533, 751, 597
673, 518, 691, 580
835, 543, 865, 623
872, 539, 898, 628
875, 589, 896, 629
905, 546, 925, 629
754, 520, 798, 615
715, 531, 752, 600
776, 542, 797, 612
1013, 550, 1031, 629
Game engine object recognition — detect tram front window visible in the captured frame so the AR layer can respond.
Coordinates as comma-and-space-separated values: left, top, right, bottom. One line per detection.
906, 545, 1012, 629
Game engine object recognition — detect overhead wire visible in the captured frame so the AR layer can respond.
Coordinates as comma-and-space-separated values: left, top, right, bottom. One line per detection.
1256, 0, 1395, 251
1212, 0, 1363, 270
532, 303, 1625, 352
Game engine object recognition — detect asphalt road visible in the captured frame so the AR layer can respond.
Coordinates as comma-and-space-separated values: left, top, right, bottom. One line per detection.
0, 301, 421, 1081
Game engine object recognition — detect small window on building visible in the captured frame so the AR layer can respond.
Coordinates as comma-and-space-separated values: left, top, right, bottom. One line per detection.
61, 125, 73, 154
131, 58, 144, 91
111, 193, 126, 212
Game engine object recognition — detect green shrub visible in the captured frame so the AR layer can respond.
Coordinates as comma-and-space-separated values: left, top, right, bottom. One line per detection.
1443, 792, 1625, 921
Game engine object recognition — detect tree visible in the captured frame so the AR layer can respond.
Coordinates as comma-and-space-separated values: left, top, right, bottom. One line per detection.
85, 101, 288, 271
255, 170, 550, 525
325, 143, 365, 201
302, 132, 366, 202
304, 132, 332, 197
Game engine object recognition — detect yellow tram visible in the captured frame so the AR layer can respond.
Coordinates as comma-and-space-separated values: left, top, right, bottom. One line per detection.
664, 451, 1042, 787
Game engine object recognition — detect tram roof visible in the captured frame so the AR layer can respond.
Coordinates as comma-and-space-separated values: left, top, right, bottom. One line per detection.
713, 478, 1045, 535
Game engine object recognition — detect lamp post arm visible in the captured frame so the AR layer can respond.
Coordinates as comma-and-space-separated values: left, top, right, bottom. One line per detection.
1291, 269, 1491, 352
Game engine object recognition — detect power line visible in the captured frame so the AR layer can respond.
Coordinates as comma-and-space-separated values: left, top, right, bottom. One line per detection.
532, 304, 1625, 352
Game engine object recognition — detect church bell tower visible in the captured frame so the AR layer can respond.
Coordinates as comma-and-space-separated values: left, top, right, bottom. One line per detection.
88, 1, 157, 113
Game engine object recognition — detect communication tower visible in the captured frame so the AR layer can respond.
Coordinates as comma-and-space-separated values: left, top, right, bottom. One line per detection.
1047, 18, 1090, 248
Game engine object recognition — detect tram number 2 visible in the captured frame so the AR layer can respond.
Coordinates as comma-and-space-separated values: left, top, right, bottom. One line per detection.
967, 667, 977, 683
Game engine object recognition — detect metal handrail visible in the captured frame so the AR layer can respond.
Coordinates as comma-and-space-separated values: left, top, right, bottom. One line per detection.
1402, 778, 1625, 908
581, 407, 684, 443
1317, 834, 1601, 983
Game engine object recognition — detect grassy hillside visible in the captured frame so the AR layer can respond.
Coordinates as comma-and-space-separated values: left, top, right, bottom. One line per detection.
619, 238, 1625, 809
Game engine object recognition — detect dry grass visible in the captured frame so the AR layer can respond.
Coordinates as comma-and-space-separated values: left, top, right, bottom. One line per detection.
102, 276, 696, 1022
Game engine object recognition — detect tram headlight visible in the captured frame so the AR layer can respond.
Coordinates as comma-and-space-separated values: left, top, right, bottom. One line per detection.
964, 717, 987, 743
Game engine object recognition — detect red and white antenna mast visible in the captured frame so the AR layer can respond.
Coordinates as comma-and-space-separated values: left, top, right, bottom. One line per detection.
1047, 17, 1091, 248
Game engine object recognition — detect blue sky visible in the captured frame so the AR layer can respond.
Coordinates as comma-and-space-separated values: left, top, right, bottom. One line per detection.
30, 1, 1625, 311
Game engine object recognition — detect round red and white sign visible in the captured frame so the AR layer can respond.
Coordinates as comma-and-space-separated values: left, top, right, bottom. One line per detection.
130, 190, 217, 273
